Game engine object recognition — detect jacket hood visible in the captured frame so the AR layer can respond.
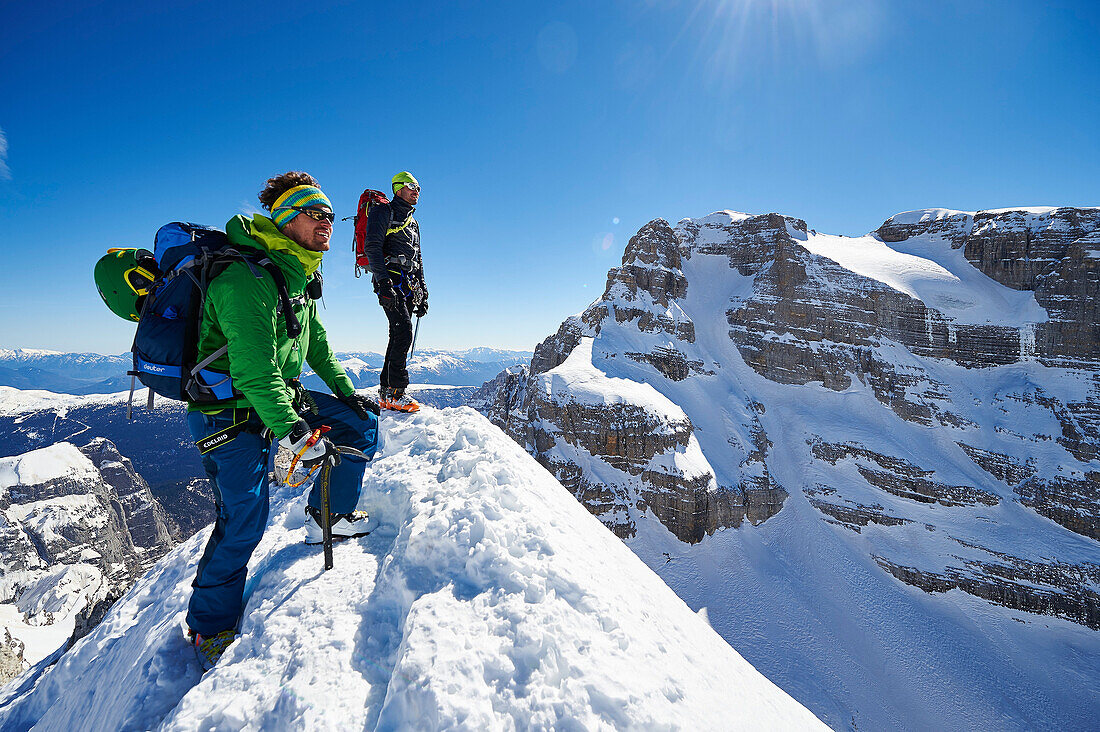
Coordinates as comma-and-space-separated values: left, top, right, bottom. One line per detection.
226, 214, 324, 276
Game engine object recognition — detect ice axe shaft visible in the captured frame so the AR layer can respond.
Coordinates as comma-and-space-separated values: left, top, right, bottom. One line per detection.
318, 446, 368, 572
319, 458, 334, 570
409, 316, 421, 359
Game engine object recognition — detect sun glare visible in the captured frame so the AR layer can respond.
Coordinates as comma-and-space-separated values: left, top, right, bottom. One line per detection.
669, 0, 882, 81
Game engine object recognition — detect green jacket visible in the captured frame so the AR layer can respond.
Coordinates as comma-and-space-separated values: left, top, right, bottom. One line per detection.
190, 214, 354, 438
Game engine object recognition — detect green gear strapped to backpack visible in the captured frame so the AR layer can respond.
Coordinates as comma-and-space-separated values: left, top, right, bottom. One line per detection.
94, 248, 160, 322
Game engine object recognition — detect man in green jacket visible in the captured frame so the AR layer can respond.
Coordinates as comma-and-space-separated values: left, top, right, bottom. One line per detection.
186, 171, 380, 670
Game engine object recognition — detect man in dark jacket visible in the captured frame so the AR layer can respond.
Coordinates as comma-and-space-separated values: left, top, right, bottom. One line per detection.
185, 171, 380, 670
364, 171, 427, 412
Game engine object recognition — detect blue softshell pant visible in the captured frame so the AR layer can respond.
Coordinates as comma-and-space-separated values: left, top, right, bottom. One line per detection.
185, 390, 378, 635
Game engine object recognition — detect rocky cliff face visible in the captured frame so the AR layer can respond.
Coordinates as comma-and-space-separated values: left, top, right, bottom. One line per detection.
78, 438, 175, 554
468, 365, 530, 447
475, 218, 787, 544
472, 205, 1100, 633
0, 439, 176, 680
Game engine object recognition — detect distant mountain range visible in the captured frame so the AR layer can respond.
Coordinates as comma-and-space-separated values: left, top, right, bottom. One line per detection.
0, 351, 131, 395
303, 349, 531, 391
0, 348, 532, 395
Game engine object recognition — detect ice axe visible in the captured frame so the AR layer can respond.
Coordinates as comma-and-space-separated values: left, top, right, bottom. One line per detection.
408, 315, 421, 360
316, 445, 370, 571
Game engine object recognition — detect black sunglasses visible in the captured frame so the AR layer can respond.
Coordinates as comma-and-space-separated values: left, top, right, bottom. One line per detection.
290, 206, 335, 222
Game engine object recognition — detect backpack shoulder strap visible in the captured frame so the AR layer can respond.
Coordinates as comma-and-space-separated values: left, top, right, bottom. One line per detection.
386, 213, 414, 236
260, 261, 302, 339
210, 249, 303, 339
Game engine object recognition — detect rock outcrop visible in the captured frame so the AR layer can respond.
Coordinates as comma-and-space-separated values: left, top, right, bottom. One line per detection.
0, 439, 176, 663
467, 365, 530, 447
78, 438, 174, 555
474, 218, 787, 544
0, 630, 24, 684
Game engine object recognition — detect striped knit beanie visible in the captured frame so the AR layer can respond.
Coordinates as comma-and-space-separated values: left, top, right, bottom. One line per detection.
271, 185, 333, 229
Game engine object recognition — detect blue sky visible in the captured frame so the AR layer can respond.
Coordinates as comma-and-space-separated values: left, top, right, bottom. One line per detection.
1, 0, 1097, 354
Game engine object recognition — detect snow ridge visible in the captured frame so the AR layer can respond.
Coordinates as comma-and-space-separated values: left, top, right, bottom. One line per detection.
0, 408, 822, 731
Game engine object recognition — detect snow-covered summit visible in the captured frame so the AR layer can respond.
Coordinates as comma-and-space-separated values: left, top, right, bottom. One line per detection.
689, 210, 755, 226
882, 206, 1080, 225
0, 443, 100, 493
675, 209, 1050, 327
881, 208, 972, 226
0, 407, 822, 730
0, 348, 66, 360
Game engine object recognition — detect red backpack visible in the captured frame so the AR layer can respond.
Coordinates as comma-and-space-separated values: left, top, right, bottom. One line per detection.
349, 189, 389, 278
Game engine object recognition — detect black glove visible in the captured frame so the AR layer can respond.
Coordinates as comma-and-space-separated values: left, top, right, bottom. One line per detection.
338, 391, 380, 419
413, 298, 428, 317
376, 279, 398, 311
288, 379, 318, 416
279, 419, 340, 469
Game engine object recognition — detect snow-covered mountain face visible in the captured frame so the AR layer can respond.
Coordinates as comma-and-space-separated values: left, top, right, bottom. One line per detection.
0, 348, 531, 395
471, 206, 1100, 729
0, 439, 176, 679
0, 408, 823, 731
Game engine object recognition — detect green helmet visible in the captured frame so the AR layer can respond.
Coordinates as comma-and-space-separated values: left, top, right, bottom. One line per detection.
94, 248, 159, 322
392, 171, 419, 196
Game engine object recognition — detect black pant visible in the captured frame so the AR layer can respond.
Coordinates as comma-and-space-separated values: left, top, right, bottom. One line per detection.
381, 296, 413, 391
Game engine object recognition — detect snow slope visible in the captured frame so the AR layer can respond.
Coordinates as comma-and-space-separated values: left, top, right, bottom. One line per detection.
0, 407, 823, 730
0, 564, 108, 667
792, 226, 1047, 326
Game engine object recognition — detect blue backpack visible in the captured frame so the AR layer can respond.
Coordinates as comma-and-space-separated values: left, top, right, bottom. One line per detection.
128, 222, 302, 415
